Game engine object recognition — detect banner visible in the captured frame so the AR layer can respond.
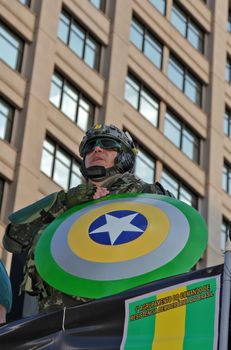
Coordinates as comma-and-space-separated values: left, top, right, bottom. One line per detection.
121, 275, 220, 349
0, 265, 224, 350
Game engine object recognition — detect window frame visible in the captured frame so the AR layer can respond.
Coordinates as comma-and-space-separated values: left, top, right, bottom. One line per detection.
221, 217, 231, 252
171, 2, 205, 53
40, 137, 83, 190
168, 54, 203, 107
228, 9, 231, 32
134, 145, 156, 183
149, 0, 166, 16
89, 0, 106, 12
224, 106, 231, 138
125, 73, 160, 127
130, 16, 163, 70
0, 21, 24, 72
0, 177, 4, 213
49, 71, 95, 131
58, 10, 101, 70
161, 168, 198, 208
19, 0, 31, 7
0, 97, 14, 142
226, 56, 231, 84
164, 110, 200, 163
222, 161, 231, 196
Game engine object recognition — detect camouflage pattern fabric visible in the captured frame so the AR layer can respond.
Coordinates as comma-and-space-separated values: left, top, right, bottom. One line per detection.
4, 172, 173, 312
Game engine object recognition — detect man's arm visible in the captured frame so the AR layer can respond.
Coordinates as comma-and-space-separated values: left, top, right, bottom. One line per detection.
3, 184, 97, 253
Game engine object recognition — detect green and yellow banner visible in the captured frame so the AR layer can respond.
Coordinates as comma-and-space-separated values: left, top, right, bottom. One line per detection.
121, 275, 220, 350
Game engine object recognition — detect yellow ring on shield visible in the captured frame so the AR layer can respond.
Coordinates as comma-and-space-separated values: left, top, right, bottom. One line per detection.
68, 202, 169, 263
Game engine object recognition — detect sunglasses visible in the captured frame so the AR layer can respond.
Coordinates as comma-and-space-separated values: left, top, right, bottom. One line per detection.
83, 138, 122, 155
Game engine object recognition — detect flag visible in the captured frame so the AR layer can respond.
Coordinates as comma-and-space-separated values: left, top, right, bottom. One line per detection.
121, 274, 220, 349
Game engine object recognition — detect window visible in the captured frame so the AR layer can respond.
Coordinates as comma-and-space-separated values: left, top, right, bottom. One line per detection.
19, 0, 30, 6
225, 57, 231, 83
221, 218, 230, 252
168, 55, 202, 106
58, 10, 101, 70
0, 178, 4, 212
0, 98, 14, 142
228, 10, 231, 32
161, 169, 198, 208
224, 107, 231, 138
222, 162, 231, 195
0, 22, 24, 71
149, 0, 166, 15
164, 110, 200, 162
124, 74, 159, 126
49, 72, 95, 131
89, 0, 105, 11
135, 147, 155, 183
171, 3, 204, 53
40, 138, 82, 190
130, 17, 163, 69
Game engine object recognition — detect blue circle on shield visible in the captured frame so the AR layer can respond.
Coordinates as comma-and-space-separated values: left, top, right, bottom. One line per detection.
88, 210, 148, 245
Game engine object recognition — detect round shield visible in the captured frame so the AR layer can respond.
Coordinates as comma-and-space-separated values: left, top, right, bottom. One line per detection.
34, 193, 208, 298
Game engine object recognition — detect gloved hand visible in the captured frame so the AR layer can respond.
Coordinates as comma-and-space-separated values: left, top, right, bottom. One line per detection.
65, 184, 97, 208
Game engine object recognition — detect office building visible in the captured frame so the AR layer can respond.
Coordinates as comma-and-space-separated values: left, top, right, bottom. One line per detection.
0, 0, 230, 316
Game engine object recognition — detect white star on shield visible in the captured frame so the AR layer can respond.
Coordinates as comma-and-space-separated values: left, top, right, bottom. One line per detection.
89, 213, 143, 245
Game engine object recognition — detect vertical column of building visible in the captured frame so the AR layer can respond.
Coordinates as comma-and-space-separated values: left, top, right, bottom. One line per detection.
12, 0, 62, 211
0, 0, 36, 269
206, 0, 228, 265
6, 1, 62, 319
104, 0, 132, 127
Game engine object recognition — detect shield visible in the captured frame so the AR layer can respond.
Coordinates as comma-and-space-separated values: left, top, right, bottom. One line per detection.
34, 193, 208, 298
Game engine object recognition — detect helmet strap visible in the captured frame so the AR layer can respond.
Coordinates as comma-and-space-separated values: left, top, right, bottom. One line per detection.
85, 166, 106, 179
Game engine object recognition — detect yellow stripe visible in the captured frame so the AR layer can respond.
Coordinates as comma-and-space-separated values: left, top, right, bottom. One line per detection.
152, 286, 187, 350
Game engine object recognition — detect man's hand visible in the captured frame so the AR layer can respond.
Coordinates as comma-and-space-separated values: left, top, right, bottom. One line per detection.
65, 184, 109, 208
93, 187, 109, 199
65, 184, 97, 208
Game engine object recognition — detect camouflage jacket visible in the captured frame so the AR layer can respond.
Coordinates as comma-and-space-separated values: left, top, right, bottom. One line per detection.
3, 172, 172, 312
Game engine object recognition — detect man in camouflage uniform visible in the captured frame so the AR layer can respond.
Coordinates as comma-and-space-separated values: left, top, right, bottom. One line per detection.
3, 124, 173, 313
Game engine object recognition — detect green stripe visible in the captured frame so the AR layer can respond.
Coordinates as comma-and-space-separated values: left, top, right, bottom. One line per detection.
183, 278, 217, 349
123, 295, 157, 350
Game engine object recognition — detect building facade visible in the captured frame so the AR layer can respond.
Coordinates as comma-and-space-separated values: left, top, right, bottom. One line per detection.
0, 0, 231, 317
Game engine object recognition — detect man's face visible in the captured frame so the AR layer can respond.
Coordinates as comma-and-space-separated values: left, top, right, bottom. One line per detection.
85, 145, 118, 169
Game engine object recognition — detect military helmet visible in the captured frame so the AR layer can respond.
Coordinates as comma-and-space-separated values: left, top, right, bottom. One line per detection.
79, 124, 137, 178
